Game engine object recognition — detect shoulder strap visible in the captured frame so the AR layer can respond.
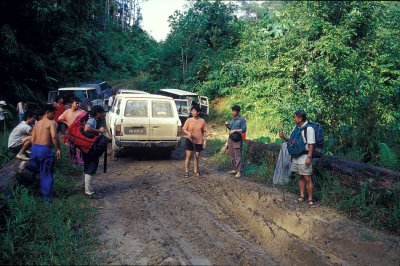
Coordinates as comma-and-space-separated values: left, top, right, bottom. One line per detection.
301, 124, 308, 142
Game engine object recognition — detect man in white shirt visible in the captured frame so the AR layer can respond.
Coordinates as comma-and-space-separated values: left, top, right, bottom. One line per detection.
279, 110, 316, 207
8, 110, 37, 160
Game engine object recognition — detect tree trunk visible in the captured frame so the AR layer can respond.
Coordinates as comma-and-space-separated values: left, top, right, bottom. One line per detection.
113, 0, 117, 21
0, 159, 35, 197
245, 141, 400, 192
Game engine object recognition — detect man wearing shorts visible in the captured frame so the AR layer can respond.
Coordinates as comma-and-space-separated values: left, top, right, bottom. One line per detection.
279, 110, 316, 207
182, 106, 207, 177
8, 110, 37, 160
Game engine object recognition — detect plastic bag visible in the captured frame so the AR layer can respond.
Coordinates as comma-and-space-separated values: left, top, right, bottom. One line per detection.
273, 143, 292, 185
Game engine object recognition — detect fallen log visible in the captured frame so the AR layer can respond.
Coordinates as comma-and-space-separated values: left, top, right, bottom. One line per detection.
314, 157, 400, 191
0, 159, 35, 196
245, 141, 400, 192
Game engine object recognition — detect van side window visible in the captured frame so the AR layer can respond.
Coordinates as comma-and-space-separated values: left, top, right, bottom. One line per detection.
152, 101, 173, 118
115, 99, 122, 115
125, 100, 148, 117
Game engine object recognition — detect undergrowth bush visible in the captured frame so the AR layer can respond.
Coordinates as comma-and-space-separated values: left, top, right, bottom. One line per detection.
0, 147, 98, 264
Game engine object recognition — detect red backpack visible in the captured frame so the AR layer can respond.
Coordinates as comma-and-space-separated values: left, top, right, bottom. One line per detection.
65, 112, 99, 153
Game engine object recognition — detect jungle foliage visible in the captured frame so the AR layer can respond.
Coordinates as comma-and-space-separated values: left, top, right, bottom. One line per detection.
0, 0, 157, 104
143, 1, 400, 167
1, 0, 399, 167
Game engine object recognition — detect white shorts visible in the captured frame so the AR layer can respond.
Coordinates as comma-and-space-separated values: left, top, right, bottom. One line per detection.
291, 162, 313, 176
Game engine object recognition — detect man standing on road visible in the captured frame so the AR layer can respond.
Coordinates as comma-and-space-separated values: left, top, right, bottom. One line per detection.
29, 104, 61, 201
279, 110, 316, 208
226, 105, 247, 178
8, 110, 37, 161
82, 105, 106, 196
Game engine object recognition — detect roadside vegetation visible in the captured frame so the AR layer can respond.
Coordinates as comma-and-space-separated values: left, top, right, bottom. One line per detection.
0, 145, 98, 264
143, 1, 400, 170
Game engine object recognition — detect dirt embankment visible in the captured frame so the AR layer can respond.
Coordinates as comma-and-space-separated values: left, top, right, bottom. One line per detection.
92, 147, 400, 265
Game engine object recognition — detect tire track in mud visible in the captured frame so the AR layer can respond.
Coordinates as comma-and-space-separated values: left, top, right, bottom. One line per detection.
94, 153, 400, 265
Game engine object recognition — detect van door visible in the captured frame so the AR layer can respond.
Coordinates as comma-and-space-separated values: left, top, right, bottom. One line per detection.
199, 96, 209, 115
47, 91, 57, 104
150, 100, 178, 140
121, 99, 150, 141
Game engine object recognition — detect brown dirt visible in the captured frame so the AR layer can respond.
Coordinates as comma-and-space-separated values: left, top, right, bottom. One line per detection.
92, 146, 400, 265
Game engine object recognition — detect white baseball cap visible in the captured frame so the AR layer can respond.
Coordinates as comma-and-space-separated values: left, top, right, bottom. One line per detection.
0, 101, 6, 105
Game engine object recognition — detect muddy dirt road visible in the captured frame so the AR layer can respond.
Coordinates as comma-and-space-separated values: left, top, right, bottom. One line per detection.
93, 147, 400, 265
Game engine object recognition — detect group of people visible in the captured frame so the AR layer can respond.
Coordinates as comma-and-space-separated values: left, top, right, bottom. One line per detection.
183, 105, 316, 207
7, 96, 106, 201
8, 95, 316, 206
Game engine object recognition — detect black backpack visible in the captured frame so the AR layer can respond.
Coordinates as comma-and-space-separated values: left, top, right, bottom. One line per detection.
304, 122, 324, 158
229, 132, 242, 142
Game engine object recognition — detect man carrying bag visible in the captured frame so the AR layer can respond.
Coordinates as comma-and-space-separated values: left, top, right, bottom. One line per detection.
226, 105, 247, 178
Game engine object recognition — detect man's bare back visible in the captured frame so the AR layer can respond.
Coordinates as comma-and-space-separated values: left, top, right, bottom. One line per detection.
32, 116, 61, 159
32, 117, 57, 146
58, 109, 85, 126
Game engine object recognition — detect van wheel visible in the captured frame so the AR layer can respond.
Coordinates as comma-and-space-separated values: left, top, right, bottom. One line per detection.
112, 137, 122, 158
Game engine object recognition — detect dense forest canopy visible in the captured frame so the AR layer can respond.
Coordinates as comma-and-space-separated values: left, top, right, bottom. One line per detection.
0, 0, 157, 103
0, 0, 399, 166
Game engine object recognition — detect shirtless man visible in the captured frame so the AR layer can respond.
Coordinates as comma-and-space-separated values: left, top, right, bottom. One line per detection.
29, 104, 61, 200
58, 97, 85, 127
58, 97, 85, 165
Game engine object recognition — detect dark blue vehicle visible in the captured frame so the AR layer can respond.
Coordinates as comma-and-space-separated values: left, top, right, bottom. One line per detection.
80, 81, 113, 111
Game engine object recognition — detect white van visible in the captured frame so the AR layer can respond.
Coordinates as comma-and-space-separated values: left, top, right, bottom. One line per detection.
158, 88, 209, 123
106, 94, 182, 157
47, 87, 104, 111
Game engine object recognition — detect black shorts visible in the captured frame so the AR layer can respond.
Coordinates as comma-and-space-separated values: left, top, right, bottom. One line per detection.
185, 138, 203, 152
82, 152, 100, 175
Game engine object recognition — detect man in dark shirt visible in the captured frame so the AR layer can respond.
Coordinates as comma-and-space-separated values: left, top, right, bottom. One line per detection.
82, 105, 105, 196
226, 105, 247, 178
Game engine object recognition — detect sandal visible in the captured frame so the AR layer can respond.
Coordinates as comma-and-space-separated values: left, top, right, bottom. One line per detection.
184, 172, 190, 178
193, 172, 201, 177
308, 200, 316, 208
295, 197, 305, 203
